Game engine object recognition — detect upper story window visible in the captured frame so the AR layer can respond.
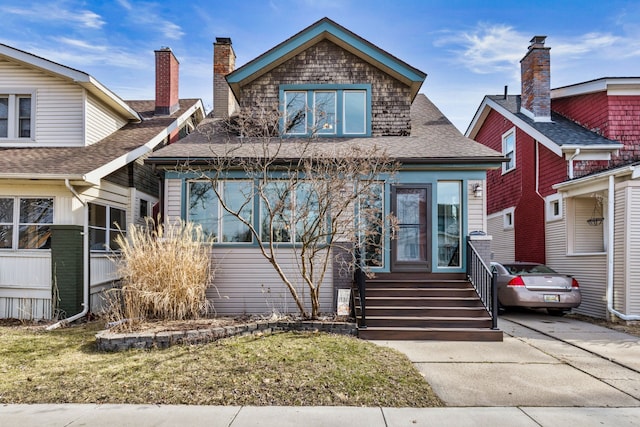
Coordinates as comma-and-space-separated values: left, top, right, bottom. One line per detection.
0, 197, 53, 250
502, 128, 515, 173
0, 94, 34, 140
280, 84, 371, 137
89, 203, 127, 251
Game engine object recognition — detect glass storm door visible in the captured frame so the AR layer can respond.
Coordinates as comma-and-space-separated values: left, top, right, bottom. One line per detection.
391, 185, 431, 271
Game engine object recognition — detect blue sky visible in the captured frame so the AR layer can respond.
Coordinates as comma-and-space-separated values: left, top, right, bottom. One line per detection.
1, 0, 639, 131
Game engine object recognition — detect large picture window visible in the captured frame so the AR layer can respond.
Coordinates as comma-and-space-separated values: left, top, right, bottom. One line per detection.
281, 85, 370, 137
0, 94, 33, 140
0, 197, 53, 250
260, 181, 320, 243
188, 180, 253, 243
89, 203, 127, 251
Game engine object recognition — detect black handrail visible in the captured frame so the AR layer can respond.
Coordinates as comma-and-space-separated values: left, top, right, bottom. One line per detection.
353, 248, 367, 328
466, 238, 498, 330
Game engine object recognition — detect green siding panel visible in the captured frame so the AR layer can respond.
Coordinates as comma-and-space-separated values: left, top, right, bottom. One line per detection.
50, 225, 83, 319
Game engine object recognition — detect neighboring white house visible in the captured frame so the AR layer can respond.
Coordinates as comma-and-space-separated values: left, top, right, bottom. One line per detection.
0, 44, 204, 320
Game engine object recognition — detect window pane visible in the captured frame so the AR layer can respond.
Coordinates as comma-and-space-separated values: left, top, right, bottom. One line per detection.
437, 182, 461, 267
284, 91, 307, 134
18, 225, 51, 249
396, 189, 427, 262
19, 198, 53, 224
504, 133, 515, 170
314, 91, 336, 134
0, 98, 7, 138
89, 228, 107, 251
222, 181, 252, 242
188, 181, 218, 241
261, 182, 292, 242
0, 198, 13, 223
89, 204, 106, 227
110, 230, 125, 251
110, 208, 126, 232
360, 183, 383, 267
294, 182, 320, 242
343, 91, 366, 134
18, 97, 31, 138
0, 225, 12, 248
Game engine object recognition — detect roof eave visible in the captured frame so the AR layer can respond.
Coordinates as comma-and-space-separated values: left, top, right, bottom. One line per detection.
226, 18, 426, 100
0, 43, 140, 122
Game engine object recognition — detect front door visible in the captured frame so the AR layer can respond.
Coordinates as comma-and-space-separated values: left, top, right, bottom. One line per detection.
391, 185, 431, 271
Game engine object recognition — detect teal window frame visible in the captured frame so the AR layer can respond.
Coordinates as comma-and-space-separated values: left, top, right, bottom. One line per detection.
187, 180, 254, 244
279, 84, 371, 137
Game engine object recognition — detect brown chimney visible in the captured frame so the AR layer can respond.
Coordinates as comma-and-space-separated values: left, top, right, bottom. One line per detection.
155, 47, 179, 116
213, 37, 238, 118
520, 36, 551, 122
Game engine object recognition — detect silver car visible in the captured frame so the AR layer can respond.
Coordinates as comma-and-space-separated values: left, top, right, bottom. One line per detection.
491, 262, 581, 316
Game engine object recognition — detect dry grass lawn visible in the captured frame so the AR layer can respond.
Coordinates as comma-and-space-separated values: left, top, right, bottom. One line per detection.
0, 321, 443, 407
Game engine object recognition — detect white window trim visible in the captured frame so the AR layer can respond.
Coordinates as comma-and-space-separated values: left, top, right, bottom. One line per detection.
503, 207, 515, 230
89, 202, 127, 252
502, 127, 516, 174
0, 90, 36, 141
0, 196, 54, 250
545, 193, 563, 222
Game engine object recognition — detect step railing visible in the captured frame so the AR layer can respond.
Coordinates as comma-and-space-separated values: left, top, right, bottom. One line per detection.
352, 248, 367, 328
466, 239, 498, 330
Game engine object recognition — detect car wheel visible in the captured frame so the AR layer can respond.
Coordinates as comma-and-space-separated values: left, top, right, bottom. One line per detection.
547, 308, 567, 316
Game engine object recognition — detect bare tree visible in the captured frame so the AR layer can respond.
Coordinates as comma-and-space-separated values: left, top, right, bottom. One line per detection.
181, 104, 398, 319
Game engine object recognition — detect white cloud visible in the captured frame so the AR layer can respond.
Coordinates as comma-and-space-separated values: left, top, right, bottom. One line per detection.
434, 24, 528, 75
54, 37, 108, 52
0, 4, 105, 29
435, 22, 640, 81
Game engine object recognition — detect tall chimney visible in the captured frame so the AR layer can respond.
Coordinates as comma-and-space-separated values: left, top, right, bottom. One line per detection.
155, 47, 179, 116
520, 36, 551, 122
213, 37, 238, 118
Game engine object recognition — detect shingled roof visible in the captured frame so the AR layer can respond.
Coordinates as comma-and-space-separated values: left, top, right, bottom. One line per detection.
147, 94, 504, 166
0, 99, 201, 183
487, 95, 619, 147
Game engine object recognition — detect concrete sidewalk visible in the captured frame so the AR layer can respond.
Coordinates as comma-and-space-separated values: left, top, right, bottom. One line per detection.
3, 312, 640, 426
3, 404, 640, 427
376, 314, 640, 407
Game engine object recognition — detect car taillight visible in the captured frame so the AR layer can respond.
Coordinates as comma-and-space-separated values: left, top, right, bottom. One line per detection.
571, 278, 580, 288
507, 276, 525, 287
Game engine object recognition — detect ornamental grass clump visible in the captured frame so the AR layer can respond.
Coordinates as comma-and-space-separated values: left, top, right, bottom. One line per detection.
107, 219, 213, 329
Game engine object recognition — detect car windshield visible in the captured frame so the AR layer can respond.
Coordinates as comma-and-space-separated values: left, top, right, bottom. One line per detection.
503, 264, 557, 275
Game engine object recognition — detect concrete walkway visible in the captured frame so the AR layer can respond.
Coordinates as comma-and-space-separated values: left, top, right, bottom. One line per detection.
3, 312, 640, 426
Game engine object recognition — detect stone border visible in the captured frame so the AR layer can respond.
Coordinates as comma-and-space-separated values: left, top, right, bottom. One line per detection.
95, 320, 358, 352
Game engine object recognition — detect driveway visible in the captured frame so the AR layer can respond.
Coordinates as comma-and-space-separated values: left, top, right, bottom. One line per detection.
375, 311, 640, 407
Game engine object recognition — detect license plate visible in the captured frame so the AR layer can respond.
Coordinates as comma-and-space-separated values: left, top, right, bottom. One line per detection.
544, 294, 560, 303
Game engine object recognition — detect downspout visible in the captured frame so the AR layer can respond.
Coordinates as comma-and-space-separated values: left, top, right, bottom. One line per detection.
47, 179, 90, 329
567, 148, 580, 179
606, 174, 640, 321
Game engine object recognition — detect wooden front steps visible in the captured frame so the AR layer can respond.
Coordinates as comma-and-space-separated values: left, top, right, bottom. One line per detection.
355, 273, 502, 341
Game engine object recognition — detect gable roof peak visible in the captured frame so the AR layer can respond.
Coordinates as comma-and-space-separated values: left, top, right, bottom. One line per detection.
225, 17, 426, 100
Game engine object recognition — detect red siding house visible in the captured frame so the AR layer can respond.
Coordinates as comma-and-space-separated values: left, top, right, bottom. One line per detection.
466, 36, 640, 320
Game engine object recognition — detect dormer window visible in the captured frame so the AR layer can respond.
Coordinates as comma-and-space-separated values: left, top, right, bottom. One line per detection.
0, 94, 34, 140
280, 84, 370, 137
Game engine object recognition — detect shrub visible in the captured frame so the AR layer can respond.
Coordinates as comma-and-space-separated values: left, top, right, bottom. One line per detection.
106, 219, 213, 329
